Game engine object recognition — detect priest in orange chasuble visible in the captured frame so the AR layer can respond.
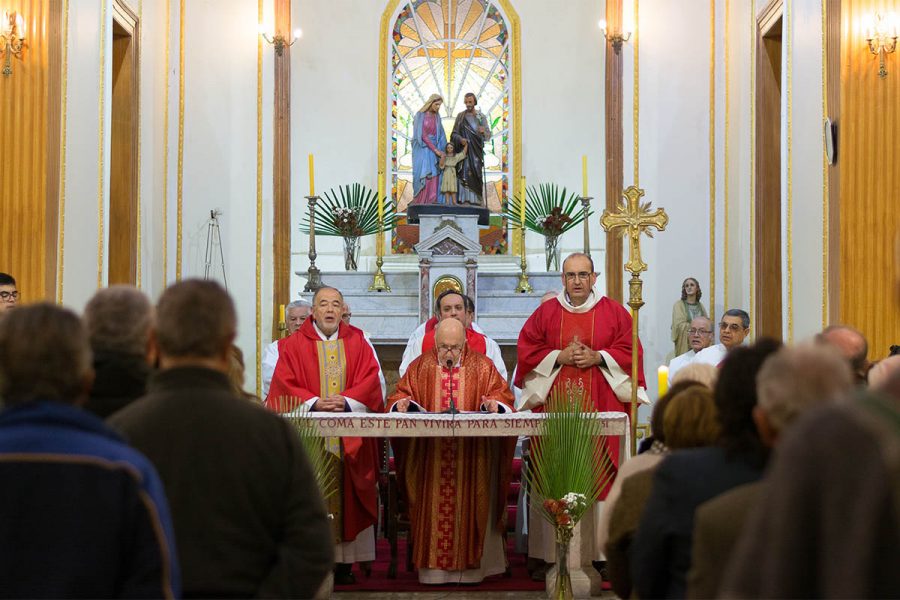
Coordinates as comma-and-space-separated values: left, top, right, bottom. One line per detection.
515, 252, 648, 565
265, 286, 385, 585
388, 319, 516, 584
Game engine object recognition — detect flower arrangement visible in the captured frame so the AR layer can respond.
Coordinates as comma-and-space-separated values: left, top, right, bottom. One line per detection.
299, 183, 399, 271
503, 183, 592, 270
524, 386, 614, 599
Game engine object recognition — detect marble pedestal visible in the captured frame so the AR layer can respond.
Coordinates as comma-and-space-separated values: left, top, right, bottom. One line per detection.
545, 509, 603, 598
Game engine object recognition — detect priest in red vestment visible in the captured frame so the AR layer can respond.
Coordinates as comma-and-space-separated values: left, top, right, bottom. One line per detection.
265, 286, 385, 585
389, 319, 516, 584
515, 253, 648, 566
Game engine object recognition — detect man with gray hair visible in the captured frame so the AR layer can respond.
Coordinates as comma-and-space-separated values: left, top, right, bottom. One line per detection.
687, 344, 854, 598
261, 299, 311, 397
668, 316, 714, 383
110, 280, 333, 597
817, 324, 871, 384
82, 285, 155, 418
0, 303, 179, 597
694, 308, 751, 367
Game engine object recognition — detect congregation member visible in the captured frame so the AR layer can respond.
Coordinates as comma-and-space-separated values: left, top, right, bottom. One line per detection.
668, 316, 714, 382
688, 343, 853, 598
606, 384, 721, 599
721, 380, 900, 597
817, 323, 871, 384
0, 304, 179, 598
261, 299, 311, 397
389, 318, 516, 584
110, 280, 332, 598
631, 338, 780, 599
693, 308, 751, 366
266, 286, 385, 585
82, 285, 155, 418
400, 289, 507, 379
0, 272, 17, 313
516, 252, 647, 568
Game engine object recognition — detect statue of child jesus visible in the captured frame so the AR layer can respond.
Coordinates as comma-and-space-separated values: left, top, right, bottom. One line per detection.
439, 140, 468, 205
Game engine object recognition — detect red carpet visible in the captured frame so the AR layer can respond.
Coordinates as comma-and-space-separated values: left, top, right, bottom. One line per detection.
334, 537, 545, 593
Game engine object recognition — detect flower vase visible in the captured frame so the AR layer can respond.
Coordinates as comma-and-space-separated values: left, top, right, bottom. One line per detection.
544, 234, 561, 271
552, 528, 574, 600
343, 236, 360, 271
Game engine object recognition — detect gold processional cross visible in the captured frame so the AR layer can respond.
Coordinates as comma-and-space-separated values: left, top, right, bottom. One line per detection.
600, 185, 669, 455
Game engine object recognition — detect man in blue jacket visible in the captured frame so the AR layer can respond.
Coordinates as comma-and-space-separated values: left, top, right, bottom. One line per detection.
0, 303, 180, 599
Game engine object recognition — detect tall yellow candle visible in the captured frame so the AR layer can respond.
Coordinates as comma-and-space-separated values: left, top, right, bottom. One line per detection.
377, 172, 385, 221
658, 365, 669, 397
279, 304, 285, 324
582, 155, 588, 197
308, 153, 315, 196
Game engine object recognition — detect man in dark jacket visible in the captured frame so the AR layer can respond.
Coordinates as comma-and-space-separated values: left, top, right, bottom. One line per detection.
82, 285, 155, 418
109, 279, 333, 598
0, 303, 180, 598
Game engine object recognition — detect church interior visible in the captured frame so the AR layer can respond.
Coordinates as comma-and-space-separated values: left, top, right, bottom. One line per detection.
1, 0, 899, 598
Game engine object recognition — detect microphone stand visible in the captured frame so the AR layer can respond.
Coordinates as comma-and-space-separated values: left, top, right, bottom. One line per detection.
441, 358, 460, 415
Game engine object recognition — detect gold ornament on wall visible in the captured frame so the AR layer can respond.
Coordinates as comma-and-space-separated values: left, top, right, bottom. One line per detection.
0, 10, 26, 76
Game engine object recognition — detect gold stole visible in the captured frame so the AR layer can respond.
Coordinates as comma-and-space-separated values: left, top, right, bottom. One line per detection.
317, 338, 346, 542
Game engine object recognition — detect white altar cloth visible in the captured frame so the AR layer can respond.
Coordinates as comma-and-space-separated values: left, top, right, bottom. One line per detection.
295, 411, 629, 441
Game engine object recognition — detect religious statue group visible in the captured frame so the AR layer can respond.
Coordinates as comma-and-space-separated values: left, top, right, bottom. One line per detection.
263, 253, 647, 586
411, 92, 491, 207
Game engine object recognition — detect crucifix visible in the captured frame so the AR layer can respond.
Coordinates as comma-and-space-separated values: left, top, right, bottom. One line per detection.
600, 185, 669, 455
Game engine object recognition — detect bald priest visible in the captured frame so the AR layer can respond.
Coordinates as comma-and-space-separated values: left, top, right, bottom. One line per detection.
388, 319, 516, 584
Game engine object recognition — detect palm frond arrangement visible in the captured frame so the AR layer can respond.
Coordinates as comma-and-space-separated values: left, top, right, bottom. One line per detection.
287, 412, 338, 502
299, 183, 399, 237
524, 386, 614, 530
504, 183, 592, 237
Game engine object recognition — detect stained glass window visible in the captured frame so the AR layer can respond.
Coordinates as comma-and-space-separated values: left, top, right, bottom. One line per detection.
389, 0, 511, 254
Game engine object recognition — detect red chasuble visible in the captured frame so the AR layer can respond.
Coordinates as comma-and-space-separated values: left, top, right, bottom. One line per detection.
515, 296, 646, 477
389, 348, 515, 572
265, 318, 384, 542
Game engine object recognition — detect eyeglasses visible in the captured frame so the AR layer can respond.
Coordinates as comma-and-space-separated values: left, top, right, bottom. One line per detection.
0, 291, 18, 301
564, 272, 592, 282
719, 322, 744, 332
688, 328, 712, 335
437, 344, 464, 353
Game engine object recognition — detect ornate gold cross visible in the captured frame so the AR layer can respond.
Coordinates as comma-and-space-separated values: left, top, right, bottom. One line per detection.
600, 186, 669, 276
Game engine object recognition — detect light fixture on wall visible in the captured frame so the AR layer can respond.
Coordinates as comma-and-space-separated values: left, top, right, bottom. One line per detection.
598, 18, 631, 55
1, 10, 26, 77
258, 23, 301, 57
866, 13, 897, 79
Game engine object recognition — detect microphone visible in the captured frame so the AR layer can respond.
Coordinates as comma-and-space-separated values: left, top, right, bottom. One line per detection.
442, 357, 459, 414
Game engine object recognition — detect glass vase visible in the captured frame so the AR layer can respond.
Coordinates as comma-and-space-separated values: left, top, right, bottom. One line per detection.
544, 234, 561, 271
343, 236, 360, 271
552, 527, 574, 600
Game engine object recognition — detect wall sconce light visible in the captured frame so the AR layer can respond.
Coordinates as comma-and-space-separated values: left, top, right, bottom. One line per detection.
599, 18, 632, 55
258, 23, 301, 57
866, 13, 897, 78
1, 10, 26, 77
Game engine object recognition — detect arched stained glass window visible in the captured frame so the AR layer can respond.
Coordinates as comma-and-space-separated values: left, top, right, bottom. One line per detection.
389, 0, 512, 254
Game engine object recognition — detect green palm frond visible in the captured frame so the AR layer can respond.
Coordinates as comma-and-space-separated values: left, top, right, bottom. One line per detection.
288, 413, 338, 502
299, 183, 400, 237
523, 388, 615, 527
503, 183, 592, 236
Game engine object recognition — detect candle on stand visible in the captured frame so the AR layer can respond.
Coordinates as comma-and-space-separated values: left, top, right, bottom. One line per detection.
657, 365, 669, 397
308, 153, 315, 196
279, 304, 285, 324
582, 155, 588, 197
377, 172, 385, 221
519, 176, 527, 232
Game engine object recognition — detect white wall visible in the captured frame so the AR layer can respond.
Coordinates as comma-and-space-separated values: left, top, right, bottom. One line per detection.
290, 0, 608, 296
